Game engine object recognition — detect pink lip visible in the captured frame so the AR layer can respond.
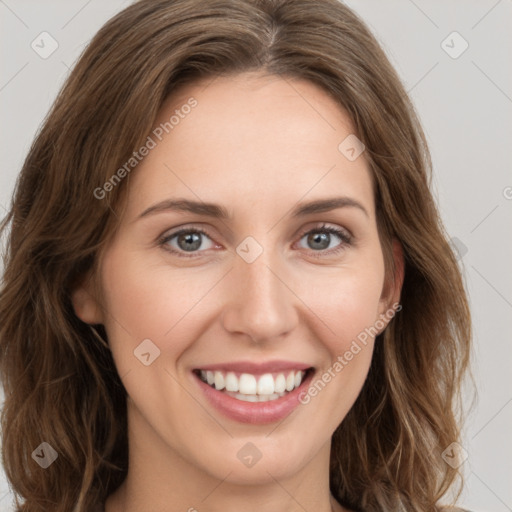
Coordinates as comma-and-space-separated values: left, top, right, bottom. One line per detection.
193, 368, 314, 425
194, 360, 311, 374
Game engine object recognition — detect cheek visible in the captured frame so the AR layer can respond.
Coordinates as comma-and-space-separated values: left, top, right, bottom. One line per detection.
304, 262, 385, 350
290, 266, 385, 438
99, 245, 226, 370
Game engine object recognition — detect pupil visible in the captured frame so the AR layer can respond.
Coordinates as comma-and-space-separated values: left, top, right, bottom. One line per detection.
178, 232, 201, 251
308, 232, 329, 250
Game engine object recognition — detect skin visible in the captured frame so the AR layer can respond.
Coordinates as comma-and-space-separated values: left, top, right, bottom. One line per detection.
72, 72, 403, 512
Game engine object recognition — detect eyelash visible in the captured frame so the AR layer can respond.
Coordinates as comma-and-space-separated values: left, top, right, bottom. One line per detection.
158, 223, 352, 259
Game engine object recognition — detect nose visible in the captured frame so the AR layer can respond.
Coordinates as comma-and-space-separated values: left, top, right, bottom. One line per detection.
220, 249, 298, 344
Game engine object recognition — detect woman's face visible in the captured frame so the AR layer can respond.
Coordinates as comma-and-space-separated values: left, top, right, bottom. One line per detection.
75, 73, 400, 485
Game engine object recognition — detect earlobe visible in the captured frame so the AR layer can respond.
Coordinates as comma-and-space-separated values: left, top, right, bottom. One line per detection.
70, 275, 104, 325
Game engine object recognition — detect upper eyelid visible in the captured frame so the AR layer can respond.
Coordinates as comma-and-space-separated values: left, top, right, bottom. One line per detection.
298, 223, 352, 238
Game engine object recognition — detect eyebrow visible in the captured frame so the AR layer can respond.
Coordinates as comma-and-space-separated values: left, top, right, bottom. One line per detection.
137, 196, 369, 220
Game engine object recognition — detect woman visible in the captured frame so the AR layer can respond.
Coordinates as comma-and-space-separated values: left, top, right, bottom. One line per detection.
0, 0, 472, 511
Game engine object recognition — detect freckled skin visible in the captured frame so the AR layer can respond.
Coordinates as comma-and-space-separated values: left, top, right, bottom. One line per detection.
73, 72, 402, 512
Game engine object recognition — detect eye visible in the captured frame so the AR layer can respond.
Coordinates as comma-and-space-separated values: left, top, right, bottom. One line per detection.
296, 224, 352, 257
159, 223, 352, 259
159, 227, 218, 257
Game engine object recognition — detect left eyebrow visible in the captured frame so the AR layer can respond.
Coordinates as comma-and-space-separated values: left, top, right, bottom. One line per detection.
136, 195, 369, 221
291, 196, 369, 218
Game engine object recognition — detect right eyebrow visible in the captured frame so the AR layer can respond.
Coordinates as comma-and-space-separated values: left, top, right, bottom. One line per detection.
137, 199, 230, 221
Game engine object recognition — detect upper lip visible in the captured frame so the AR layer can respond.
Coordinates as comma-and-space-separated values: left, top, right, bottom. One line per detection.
194, 360, 313, 374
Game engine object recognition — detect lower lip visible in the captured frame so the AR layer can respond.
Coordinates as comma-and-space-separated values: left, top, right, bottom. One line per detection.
194, 371, 314, 425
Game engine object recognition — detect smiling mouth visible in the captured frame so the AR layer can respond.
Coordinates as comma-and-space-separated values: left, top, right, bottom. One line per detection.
193, 368, 314, 402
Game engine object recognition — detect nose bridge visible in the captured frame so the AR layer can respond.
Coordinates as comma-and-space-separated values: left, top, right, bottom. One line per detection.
221, 238, 297, 342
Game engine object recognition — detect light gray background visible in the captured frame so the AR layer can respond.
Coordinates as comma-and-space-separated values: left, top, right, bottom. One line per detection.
0, 1, 511, 511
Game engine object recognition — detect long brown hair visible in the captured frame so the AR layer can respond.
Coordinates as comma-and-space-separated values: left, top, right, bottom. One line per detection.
0, 1, 472, 510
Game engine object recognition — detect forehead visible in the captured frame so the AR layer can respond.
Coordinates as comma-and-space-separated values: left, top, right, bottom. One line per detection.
124, 73, 375, 222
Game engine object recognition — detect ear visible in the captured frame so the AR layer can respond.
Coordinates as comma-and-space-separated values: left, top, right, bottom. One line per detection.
377, 238, 404, 325
70, 272, 104, 325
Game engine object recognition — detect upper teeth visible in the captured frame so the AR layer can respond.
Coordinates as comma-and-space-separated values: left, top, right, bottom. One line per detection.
200, 370, 305, 395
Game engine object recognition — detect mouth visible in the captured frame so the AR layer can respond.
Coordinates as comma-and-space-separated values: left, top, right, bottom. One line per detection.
192, 363, 315, 424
